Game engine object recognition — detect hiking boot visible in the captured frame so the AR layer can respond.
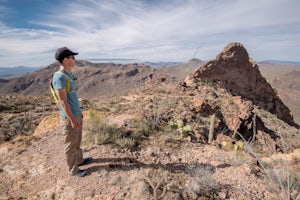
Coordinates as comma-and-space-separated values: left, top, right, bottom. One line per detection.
78, 157, 93, 166
75, 169, 87, 177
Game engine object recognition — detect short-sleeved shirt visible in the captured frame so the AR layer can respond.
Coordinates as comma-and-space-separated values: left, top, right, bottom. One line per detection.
52, 69, 81, 118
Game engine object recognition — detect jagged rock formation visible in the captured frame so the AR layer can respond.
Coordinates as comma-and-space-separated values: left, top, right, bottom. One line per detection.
183, 42, 294, 126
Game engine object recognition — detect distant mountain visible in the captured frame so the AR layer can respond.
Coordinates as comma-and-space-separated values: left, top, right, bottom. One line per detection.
144, 61, 184, 68
0, 61, 158, 98
0, 59, 203, 98
156, 58, 204, 82
0, 66, 42, 79
260, 60, 300, 65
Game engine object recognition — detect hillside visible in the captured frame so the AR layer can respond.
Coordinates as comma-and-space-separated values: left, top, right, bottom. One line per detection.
259, 63, 300, 125
0, 60, 203, 98
0, 42, 299, 199
156, 59, 204, 82
0, 61, 157, 98
0, 56, 299, 125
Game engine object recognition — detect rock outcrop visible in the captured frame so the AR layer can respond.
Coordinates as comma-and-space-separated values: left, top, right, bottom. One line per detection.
183, 42, 294, 126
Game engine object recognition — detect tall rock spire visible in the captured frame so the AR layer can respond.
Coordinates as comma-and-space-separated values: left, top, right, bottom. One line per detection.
184, 42, 294, 125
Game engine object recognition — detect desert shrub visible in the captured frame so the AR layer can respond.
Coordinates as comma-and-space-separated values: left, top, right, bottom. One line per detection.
186, 163, 219, 198
237, 131, 300, 200
140, 96, 177, 130
143, 168, 171, 200
265, 168, 300, 195
95, 132, 110, 145
86, 110, 120, 144
131, 118, 153, 138
85, 110, 138, 149
115, 137, 136, 150
212, 148, 247, 167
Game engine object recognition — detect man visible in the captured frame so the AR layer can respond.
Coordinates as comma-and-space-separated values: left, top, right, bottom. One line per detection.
53, 47, 92, 177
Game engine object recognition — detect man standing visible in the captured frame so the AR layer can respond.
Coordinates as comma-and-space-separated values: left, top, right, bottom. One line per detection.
52, 47, 92, 177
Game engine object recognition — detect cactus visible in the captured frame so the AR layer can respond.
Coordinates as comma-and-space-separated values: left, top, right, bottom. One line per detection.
176, 119, 184, 128
208, 113, 215, 143
178, 127, 184, 134
170, 119, 193, 137
234, 141, 244, 151
168, 120, 178, 129
183, 125, 192, 132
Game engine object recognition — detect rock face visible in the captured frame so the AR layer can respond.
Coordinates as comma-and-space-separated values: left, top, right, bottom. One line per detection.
184, 42, 294, 126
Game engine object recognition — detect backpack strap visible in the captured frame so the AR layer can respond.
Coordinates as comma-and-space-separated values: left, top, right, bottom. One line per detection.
50, 71, 72, 104
54, 71, 72, 92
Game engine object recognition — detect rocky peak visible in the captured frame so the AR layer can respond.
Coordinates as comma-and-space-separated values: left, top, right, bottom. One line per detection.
183, 42, 295, 126
216, 42, 249, 62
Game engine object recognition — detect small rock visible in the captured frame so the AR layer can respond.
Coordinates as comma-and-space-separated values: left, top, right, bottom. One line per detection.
218, 191, 227, 199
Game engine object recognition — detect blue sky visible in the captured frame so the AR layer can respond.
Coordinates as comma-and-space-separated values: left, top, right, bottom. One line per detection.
0, 0, 299, 67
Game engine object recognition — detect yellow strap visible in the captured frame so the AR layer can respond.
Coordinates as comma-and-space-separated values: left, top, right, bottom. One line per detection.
50, 71, 71, 104
54, 71, 71, 92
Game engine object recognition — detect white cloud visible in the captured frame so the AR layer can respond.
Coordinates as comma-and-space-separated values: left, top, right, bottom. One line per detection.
0, 0, 300, 67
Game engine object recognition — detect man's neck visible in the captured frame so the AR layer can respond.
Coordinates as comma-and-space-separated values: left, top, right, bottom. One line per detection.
60, 65, 71, 72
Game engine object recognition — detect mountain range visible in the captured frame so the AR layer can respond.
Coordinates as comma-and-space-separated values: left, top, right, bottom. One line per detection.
0, 57, 299, 123
0, 66, 42, 79
0, 59, 203, 98
1, 59, 299, 80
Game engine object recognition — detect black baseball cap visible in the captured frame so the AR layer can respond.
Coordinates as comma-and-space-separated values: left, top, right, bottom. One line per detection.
55, 47, 78, 62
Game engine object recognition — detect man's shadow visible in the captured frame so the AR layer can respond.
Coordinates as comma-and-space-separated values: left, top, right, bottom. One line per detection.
85, 157, 217, 175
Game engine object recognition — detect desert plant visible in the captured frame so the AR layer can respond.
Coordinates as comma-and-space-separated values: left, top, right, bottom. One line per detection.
186, 163, 219, 198
132, 118, 153, 138
168, 119, 193, 138
85, 110, 144, 150
86, 110, 106, 133
85, 110, 122, 145
213, 143, 248, 168
95, 132, 110, 145
168, 120, 178, 130
237, 131, 300, 200
143, 169, 170, 200
140, 96, 177, 131
208, 113, 215, 143
115, 137, 136, 150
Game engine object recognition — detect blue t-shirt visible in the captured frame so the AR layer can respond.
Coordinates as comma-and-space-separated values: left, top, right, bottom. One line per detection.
52, 70, 82, 118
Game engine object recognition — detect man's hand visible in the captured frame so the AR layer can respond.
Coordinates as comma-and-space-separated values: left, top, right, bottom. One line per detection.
70, 117, 81, 128
56, 88, 81, 129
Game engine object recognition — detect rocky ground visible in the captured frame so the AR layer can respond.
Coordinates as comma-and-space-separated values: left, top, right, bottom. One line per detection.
0, 85, 299, 199
0, 114, 298, 200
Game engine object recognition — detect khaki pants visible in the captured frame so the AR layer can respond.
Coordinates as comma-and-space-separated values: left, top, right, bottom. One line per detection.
60, 114, 83, 175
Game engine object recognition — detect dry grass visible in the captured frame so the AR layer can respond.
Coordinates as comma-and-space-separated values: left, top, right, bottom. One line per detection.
115, 137, 136, 149
0, 94, 56, 143
237, 132, 300, 200
84, 110, 151, 150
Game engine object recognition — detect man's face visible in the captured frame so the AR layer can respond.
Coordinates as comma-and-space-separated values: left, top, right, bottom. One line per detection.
63, 55, 76, 68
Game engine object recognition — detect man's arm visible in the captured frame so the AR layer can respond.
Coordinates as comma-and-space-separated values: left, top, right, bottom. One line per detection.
56, 88, 81, 128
